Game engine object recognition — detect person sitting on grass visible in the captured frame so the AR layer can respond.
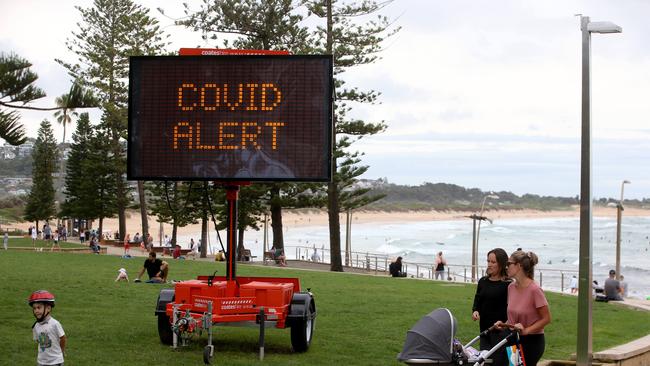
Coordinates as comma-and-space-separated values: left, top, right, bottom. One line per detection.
172, 244, 184, 260
389, 256, 407, 277
135, 252, 169, 283
89, 235, 101, 254
604, 269, 623, 301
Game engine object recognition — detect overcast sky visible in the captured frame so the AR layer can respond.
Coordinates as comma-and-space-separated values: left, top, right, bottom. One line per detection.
1, 0, 649, 199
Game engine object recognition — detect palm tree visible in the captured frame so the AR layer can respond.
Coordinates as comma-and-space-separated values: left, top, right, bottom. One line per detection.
53, 94, 78, 144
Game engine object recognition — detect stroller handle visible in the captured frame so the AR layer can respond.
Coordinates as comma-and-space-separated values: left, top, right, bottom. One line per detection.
470, 331, 520, 366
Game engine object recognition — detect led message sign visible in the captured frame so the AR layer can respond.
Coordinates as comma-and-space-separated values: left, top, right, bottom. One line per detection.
128, 55, 333, 181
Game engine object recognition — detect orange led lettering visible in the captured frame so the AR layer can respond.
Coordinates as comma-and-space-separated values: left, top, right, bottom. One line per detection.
201, 83, 220, 111
223, 84, 244, 111
178, 84, 197, 111
219, 122, 239, 150
241, 122, 261, 149
261, 83, 282, 111
173, 122, 193, 149
264, 122, 285, 149
246, 83, 259, 111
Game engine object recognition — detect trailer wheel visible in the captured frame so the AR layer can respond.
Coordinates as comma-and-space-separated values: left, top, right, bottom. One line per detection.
203, 345, 213, 364
155, 289, 175, 345
290, 300, 315, 352
157, 313, 173, 345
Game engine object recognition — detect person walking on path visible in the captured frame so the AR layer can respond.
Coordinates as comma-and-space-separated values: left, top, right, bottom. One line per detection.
31, 226, 38, 248
569, 275, 578, 294
495, 250, 551, 366
3, 230, 8, 250
472, 248, 510, 366
123, 233, 131, 256
434, 251, 446, 280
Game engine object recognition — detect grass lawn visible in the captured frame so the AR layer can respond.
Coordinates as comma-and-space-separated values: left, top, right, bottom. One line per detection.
1, 238, 649, 365
6, 236, 87, 249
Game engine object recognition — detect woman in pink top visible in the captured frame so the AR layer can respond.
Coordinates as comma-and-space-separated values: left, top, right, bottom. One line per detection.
495, 250, 551, 366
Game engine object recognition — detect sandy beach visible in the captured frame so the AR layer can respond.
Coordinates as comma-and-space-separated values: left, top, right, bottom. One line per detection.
15, 205, 649, 239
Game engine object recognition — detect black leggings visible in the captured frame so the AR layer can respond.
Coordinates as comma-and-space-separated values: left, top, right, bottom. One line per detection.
520, 333, 545, 366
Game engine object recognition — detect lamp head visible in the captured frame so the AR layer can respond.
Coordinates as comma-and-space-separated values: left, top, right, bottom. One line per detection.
587, 21, 622, 34
623, 180, 631, 184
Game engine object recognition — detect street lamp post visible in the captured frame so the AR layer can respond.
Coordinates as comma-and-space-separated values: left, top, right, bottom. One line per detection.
615, 180, 630, 281
577, 15, 622, 366
469, 194, 498, 282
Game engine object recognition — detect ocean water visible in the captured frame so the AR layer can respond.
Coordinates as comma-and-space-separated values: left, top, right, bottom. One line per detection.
178, 216, 650, 299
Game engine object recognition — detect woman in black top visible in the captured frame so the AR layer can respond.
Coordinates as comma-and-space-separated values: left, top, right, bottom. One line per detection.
472, 248, 510, 365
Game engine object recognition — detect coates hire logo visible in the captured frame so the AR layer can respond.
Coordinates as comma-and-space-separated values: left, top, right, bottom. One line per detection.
221, 299, 254, 311
194, 298, 211, 309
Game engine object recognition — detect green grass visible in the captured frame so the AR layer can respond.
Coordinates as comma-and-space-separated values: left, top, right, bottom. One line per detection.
6, 236, 86, 249
1, 238, 649, 365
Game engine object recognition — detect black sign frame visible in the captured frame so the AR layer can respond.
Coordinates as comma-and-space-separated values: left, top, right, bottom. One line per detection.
127, 55, 333, 182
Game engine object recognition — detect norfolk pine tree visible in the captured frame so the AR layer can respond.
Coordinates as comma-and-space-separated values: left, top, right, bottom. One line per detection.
306, 0, 397, 271
178, 0, 314, 254
24, 120, 59, 229
57, 0, 169, 241
60, 112, 94, 222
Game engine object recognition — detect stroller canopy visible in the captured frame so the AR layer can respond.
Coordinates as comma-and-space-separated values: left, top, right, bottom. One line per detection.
397, 308, 457, 363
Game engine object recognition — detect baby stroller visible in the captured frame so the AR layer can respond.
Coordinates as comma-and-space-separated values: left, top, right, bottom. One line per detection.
397, 308, 524, 366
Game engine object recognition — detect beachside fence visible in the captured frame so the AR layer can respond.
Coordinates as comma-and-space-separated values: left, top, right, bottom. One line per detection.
284, 245, 579, 294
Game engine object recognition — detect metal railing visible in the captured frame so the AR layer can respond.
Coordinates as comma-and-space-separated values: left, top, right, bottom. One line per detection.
285, 245, 579, 294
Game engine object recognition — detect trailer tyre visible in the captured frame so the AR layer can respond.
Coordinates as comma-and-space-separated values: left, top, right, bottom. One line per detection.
290, 300, 315, 352
203, 345, 213, 364
157, 313, 173, 345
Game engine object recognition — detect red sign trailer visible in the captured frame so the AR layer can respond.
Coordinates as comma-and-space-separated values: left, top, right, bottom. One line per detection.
128, 50, 332, 364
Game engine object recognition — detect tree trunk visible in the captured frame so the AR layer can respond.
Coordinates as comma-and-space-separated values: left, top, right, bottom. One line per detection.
270, 186, 284, 250
98, 217, 104, 242
200, 208, 208, 258
328, 181, 343, 271
172, 222, 178, 247
325, 0, 343, 271
237, 227, 245, 261
138, 180, 148, 240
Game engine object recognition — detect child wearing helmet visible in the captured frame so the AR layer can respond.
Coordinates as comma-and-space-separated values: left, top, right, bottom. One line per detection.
29, 290, 66, 366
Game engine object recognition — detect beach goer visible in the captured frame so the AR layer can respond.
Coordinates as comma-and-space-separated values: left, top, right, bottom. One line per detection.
164, 235, 171, 255
494, 250, 551, 366
604, 269, 623, 301
89, 235, 102, 254
434, 251, 446, 280
146, 233, 154, 251
135, 252, 169, 283
3, 230, 8, 250
389, 256, 407, 277
471, 248, 510, 366
123, 233, 131, 256
272, 246, 287, 267
569, 275, 578, 294
29, 290, 66, 366
51, 231, 60, 251
310, 245, 321, 262
187, 238, 197, 259
43, 224, 51, 243
115, 268, 129, 282
620, 275, 628, 298
172, 244, 184, 260
31, 226, 38, 247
